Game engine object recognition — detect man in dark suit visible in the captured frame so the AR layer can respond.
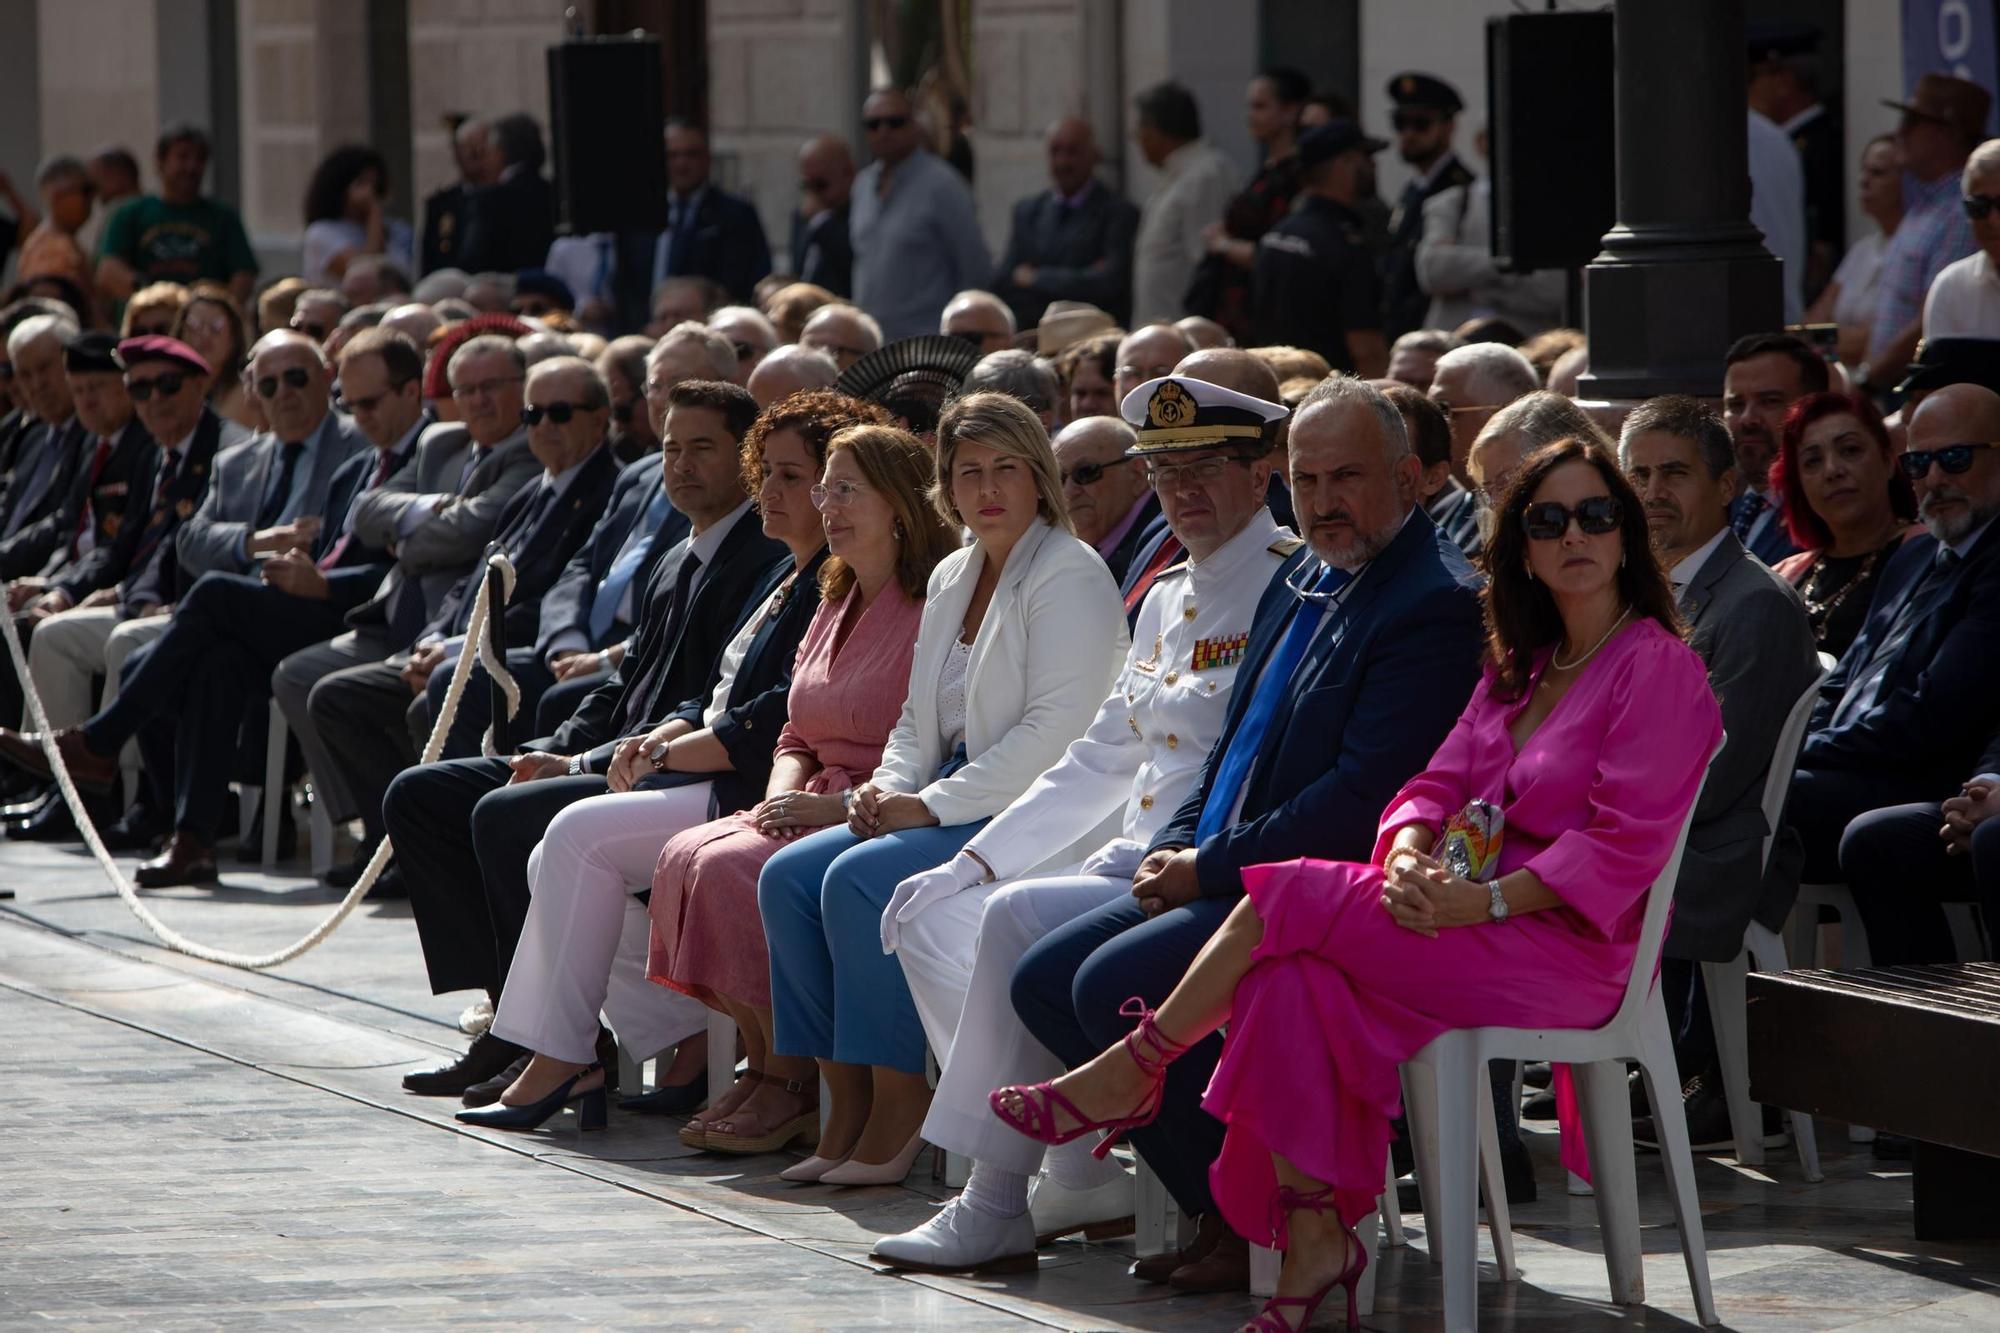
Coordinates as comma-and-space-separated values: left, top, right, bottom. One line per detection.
1424, 341, 1539, 556
0, 315, 83, 546
419, 116, 501, 275
791, 134, 855, 297
991, 118, 1140, 329
643, 121, 772, 308
1619, 396, 1819, 1144
0, 331, 431, 882
1012, 376, 1484, 1289
457, 113, 555, 277
1722, 333, 1824, 565
1790, 385, 2000, 961
1381, 73, 1475, 339
389, 379, 785, 1095
1053, 416, 1158, 585
308, 357, 617, 858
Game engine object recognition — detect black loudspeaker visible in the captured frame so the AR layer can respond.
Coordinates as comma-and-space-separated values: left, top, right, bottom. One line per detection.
547, 37, 670, 235
1486, 12, 1616, 273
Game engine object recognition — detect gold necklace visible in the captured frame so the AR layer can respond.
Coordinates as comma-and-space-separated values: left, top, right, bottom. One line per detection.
1551, 606, 1632, 672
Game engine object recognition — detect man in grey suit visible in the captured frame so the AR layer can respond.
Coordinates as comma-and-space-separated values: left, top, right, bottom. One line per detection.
272, 335, 535, 880
1620, 395, 1818, 1149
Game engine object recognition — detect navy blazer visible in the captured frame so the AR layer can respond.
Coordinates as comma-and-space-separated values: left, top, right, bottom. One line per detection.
313, 436, 418, 575
47, 407, 221, 609
614, 186, 774, 326
1801, 521, 2000, 782
458, 169, 555, 277
0, 417, 88, 554
424, 444, 621, 648
990, 180, 1142, 327
545, 507, 789, 770
534, 455, 688, 660
1, 415, 150, 581
1150, 510, 1486, 897
665, 549, 829, 816
791, 202, 852, 297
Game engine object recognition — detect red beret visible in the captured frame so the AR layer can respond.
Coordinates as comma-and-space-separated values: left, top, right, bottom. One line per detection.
422, 312, 531, 401
115, 334, 213, 378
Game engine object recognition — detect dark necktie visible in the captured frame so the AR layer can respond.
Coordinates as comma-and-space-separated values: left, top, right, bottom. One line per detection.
317, 448, 397, 571
1730, 491, 1766, 543
130, 450, 184, 570
257, 441, 304, 528
72, 437, 114, 551
505, 484, 557, 553
1832, 545, 1960, 729
621, 549, 702, 729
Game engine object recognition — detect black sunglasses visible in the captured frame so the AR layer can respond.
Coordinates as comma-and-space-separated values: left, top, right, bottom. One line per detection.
1963, 193, 2000, 221
1392, 111, 1440, 133
1523, 495, 1623, 541
291, 321, 329, 341
337, 378, 415, 414
127, 372, 190, 401
522, 401, 591, 426
863, 114, 910, 132
1061, 459, 1121, 487
1899, 441, 1999, 480
256, 366, 312, 399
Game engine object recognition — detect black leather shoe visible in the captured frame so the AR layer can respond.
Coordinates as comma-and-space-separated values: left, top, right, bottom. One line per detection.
100, 802, 166, 853
1522, 1061, 1553, 1091
455, 1063, 606, 1132
1634, 1076, 1788, 1154
325, 840, 383, 889
365, 866, 407, 901
617, 1081, 708, 1116
133, 832, 219, 888
235, 797, 296, 862
402, 1031, 527, 1096
7, 792, 77, 841
461, 1053, 530, 1108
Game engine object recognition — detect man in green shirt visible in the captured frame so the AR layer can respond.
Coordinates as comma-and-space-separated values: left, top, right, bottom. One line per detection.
96, 124, 257, 308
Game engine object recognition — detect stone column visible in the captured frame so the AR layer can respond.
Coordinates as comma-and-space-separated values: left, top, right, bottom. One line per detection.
1578, 0, 1784, 401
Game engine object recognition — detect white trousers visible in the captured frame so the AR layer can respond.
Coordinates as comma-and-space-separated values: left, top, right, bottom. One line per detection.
490, 783, 715, 1065
29, 606, 167, 731
897, 869, 1130, 1174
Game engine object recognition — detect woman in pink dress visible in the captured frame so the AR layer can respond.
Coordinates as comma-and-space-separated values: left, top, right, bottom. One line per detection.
648, 423, 958, 1155
992, 438, 1722, 1331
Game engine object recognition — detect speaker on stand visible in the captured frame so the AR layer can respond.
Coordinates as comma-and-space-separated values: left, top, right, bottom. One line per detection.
547, 36, 670, 236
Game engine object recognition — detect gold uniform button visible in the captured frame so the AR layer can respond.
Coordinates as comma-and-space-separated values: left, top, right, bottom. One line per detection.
1183, 607, 1197, 621
1167, 733, 1179, 749
1165, 670, 1179, 684
1139, 794, 1155, 810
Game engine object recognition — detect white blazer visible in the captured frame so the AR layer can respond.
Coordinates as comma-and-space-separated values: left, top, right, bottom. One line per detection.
873, 517, 1129, 847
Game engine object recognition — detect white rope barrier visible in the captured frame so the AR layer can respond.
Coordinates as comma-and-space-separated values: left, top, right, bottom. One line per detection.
0, 551, 521, 970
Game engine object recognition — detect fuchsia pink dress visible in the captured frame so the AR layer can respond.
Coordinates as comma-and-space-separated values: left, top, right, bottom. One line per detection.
1202, 618, 1721, 1240
647, 583, 923, 1007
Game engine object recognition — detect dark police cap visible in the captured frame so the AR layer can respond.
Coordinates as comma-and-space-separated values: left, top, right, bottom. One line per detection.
1747, 23, 1820, 63
1898, 338, 2000, 396
1297, 118, 1388, 169
1387, 72, 1463, 115
64, 330, 121, 374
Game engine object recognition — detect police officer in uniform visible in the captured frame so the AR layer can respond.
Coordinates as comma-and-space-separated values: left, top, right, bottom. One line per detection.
871, 374, 1297, 1277
1251, 119, 1390, 377
1382, 72, 1475, 338
1749, 27, 1842, 301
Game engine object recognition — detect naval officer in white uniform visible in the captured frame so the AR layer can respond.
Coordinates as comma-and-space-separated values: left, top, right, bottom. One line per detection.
873, 375, 1299, 1274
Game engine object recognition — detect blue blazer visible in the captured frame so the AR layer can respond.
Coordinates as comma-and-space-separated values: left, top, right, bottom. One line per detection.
1801, 521, 2000, 782
534, 456, 688, 660
1150, 510, 1486, 897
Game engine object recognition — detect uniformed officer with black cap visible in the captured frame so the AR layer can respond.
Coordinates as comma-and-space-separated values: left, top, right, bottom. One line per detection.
1383, 72, 1474, 338
1250, 120, 1390, 377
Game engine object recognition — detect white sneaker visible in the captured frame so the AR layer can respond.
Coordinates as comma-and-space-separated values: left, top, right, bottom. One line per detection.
1028, 1169, 1136, 1245
870, 1197, 1038, 1274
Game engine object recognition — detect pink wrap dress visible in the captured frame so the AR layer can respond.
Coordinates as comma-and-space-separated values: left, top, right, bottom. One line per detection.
1201, 617, 1721, 1240
647, 582, 924, 1007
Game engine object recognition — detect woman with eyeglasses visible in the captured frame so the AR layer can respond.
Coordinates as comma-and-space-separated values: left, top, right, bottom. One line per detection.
171, 282, 262, 438
465, 392, 894, 1131
1771, 392, 1922, 657
755, 391, 1129, 1185
991, 437, 1719, 1332
645, 424, 956, 1154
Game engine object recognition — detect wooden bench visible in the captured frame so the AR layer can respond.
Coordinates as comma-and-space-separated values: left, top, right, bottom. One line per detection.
1747, 963, 2000, 1240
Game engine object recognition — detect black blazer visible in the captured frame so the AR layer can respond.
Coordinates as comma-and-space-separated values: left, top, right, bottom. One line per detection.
2, 416, 149, 580
1150, 512, 1485, 896
545, 507, 788, 769
419, 182, 471, 275
791, 202, 852, 297
50, 407, 221, 607
0, 417, 88, 555
1801, 521, 2000, 785
425, 445, 620, 647
665, 549, 828, 815
458, 170, 555, 276
1102, 493, 1164, 588
613, 187, 774, 328
534, 455, 688, 659
1383, 151, 1474, 336
991, 180, 1141, 327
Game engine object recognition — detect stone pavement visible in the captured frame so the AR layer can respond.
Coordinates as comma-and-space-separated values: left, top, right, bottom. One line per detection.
2, 834, 1997, 1329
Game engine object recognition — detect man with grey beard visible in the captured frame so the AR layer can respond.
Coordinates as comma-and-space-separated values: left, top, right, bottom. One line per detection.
1790, 382, 2000, 966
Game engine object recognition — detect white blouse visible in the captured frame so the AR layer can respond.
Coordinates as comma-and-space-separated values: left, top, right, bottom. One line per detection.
935, 635, 972, 754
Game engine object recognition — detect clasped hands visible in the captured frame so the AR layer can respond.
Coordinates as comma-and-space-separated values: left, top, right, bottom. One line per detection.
750, 788, 847, 842
1941, 780, 1997, 855
843, 782, 938, 839
1380, 847, 1488, 937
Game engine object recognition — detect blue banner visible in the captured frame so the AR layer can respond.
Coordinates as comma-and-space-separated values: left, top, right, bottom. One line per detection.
1902, 0, 2000, 134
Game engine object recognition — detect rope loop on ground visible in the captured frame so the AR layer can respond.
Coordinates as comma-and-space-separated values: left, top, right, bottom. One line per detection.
0, 550, 521, 969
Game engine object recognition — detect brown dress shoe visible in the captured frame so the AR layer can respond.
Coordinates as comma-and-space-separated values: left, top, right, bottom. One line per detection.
133, 831, 218, 888
1166, 1227, 1249, 1292
0, 727, 118, 794
1130, 1210, 1227, 1285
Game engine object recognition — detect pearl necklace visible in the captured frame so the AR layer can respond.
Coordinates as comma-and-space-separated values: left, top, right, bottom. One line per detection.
1550, 606, 1632, 672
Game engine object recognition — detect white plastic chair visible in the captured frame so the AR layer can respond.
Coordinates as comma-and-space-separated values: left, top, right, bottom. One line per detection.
260, 700, 336, 874
1402, 751, 1722, 1330
1700, 669, 1826, 1178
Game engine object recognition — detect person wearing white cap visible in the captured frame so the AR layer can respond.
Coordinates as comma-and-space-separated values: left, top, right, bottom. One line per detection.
872, 374, 1297, 1275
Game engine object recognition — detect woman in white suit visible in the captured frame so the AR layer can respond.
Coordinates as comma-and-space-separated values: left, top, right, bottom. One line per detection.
758, 391, 1129, 1186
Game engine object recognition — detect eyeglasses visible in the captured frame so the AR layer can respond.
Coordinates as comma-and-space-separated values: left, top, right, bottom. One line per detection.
452, 374, 524, 401
126, 372, 190, 401
1899, 441, 2000, 479
806, 341, 869, 362
1522, 495, 1623, 541
863, 115, 910, 132
522, 401, 593, 425
1429, 397, 1496, 418
1116, 363, 1174, 382
255, 367, 313, 399
1963, 193, 2000, 221
1145, 455, 1252, 489
810, 480, 871, 509
1062, 459, 1124, 488
1392, 111, 1440, 133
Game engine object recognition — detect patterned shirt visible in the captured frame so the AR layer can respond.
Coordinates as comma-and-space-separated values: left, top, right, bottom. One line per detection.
1871, 172, 1977, 357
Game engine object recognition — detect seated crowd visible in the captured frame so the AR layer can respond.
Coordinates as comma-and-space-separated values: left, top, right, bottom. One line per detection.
1, 97, 1998, 1333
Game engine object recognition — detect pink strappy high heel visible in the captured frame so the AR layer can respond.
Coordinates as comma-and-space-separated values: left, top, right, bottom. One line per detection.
1238, 1185, 1368, 1332
987, 997, 1188, 1159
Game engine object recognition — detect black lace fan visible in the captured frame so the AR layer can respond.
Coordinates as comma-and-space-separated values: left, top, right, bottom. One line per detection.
834, 335, 983, 425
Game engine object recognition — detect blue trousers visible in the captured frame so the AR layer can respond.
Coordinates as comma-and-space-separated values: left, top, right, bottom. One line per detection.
759, 821, 986, 1074
1011, 893, 1234, 1217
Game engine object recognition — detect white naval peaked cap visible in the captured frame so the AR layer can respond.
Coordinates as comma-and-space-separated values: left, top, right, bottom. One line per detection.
1119, 375, 1289, 456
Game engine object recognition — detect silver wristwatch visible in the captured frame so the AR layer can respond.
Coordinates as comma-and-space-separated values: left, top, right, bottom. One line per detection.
1486, 881, 1509, 923
567, 754, 585, 777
